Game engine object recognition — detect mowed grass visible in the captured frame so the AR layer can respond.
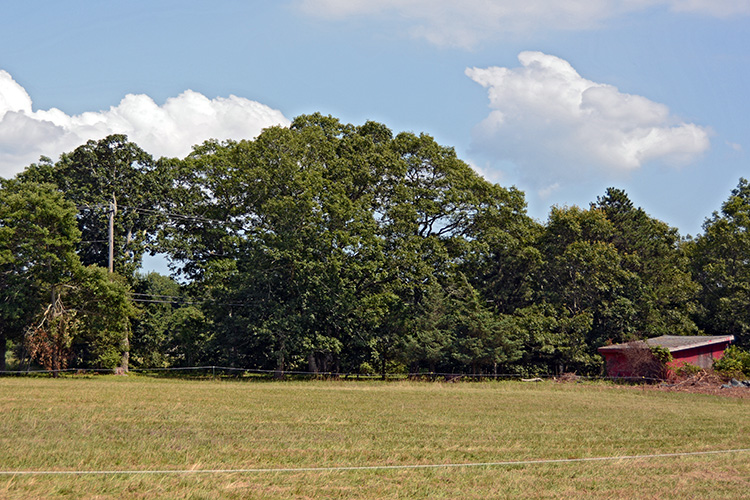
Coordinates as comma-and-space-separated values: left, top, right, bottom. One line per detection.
0, 377, 748, 499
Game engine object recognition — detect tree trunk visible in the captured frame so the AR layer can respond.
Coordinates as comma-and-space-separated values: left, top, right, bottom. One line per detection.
308, 352, 318, 374
119, 324, 130, 373
0, 332, 6, 372
275, 343, 285, 379
52, 348, 60, 379
120, 341, 129, 373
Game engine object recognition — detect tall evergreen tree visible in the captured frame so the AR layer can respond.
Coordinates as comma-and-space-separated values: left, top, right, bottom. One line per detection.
689, 178, 750, 347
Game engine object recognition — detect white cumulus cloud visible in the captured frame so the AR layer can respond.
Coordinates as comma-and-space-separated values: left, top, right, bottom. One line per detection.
295, 0, 750, 48
668, 0, 750, 17
296, 0, 627, 48
0, 70, 290, 178
466, 52, 710, 185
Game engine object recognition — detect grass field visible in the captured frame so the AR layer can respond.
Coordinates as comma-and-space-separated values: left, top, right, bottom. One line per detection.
0, 376, 748, 499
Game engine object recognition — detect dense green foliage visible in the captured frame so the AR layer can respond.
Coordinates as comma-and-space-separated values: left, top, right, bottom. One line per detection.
18, 136, 165, 276
713, 345, 750, 377
0, 180, 135, 371
688, 178, 750, 347
0, 181, 81, 370
1, 115, 747, 376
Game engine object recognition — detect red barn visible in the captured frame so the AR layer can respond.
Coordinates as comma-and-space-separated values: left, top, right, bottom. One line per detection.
598, 335, 735, 378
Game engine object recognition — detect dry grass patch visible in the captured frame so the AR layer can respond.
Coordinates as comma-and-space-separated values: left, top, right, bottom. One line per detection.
0, 377, 748, 498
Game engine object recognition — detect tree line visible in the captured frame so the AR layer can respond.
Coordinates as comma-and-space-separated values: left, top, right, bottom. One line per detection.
2, 113, 749, 376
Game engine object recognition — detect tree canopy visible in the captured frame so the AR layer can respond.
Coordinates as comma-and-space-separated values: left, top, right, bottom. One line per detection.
689, 178, 750, 348
1, 115, 741, 376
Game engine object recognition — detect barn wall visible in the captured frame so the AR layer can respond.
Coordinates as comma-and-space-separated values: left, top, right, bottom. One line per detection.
668, 342, 731, 370
600, 341, 733, 377
602, 352, 631, 377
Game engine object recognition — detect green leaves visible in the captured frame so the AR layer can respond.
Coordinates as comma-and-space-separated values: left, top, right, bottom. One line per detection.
4, 116, 731, 377
49, 135, 162, 276
0, 180, 82, 369
156, 115, 529, 375
501, 190, 702, 374
690, 178, 750, 347
0, 180, 139, 371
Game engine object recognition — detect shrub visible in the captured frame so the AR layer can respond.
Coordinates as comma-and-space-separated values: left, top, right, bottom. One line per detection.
675, 363, 702, 378
713, 346, 750, 377
649, 345, 673, 365
621, 343, 669, 381
358, 362, 375, 375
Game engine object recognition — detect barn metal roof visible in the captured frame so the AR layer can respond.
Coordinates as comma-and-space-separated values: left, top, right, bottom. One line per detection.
598, 335, 735, 353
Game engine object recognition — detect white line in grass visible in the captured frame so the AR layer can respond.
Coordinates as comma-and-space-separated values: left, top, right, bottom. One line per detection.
2, 449, 749, 476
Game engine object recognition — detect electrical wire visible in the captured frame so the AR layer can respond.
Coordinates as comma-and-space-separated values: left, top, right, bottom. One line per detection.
1, 448, 748, 476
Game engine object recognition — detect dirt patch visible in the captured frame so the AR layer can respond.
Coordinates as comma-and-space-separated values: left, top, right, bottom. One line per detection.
556, 372, 750, 398
649, 372, 749, 399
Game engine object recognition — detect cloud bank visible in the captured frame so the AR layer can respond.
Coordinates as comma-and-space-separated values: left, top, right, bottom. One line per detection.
466, 52, 710, 188
296, 0, 750, 48
0, 70, 290, 178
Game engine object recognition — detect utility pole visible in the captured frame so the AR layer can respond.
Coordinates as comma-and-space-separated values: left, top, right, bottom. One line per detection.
108, 193, 129, 373
108, 194, 116, 274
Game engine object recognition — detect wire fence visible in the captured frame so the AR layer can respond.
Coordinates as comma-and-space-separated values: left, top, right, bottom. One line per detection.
0, 364, 669, 383
3, 448, 749, 476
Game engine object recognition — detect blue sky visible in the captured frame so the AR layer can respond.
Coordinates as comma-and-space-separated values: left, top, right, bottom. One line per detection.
2, 0, 749, 238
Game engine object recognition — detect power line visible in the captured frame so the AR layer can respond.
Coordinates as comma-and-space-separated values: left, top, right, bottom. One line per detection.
120, 205, 240, 227
131, 293, 181, 299
75, 203, 241, 227
130, 298, 247, 307
128, 292, 250, 308
1, 448, 748, 476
